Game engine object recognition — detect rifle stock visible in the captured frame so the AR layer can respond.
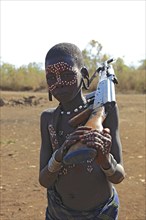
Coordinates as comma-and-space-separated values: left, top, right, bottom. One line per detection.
68, 106, 93, 127
63, 106, 105, 165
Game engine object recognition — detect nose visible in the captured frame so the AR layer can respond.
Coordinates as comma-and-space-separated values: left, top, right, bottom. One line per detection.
55, 78, 64, 88
55, 74, 63, 87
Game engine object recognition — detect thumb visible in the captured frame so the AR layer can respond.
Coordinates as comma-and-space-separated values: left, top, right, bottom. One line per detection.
103, 128, 110, 134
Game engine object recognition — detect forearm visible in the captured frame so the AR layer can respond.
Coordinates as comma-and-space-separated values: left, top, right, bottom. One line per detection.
39, 166, 59, 188
100, 154, 125, 184
107, 164, 125, 184
39, 150, 62, 188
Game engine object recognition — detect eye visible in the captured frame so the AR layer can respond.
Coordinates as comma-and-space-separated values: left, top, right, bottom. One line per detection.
61, 71, 75, 80
46, 75, 56, 83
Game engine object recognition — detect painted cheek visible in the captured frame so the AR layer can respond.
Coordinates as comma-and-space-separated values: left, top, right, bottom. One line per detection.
48, 73, 62, 91
48, 84, 56, 92
48, 74, 78, 92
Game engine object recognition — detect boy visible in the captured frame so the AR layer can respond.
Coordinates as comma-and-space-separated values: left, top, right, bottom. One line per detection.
39, 42, 125, 219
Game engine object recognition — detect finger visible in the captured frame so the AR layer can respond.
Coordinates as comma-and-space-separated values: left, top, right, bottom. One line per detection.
80, 132, 104, 144
103, 133, 112, 140
94, 137, 104, 145
69, 133, 88, 142
64, 139, 77, 149
86, 141, 103, 149
89, 130, 103, 138
103, 128, 110, 134
90, 131, 104, 141
72, 129, 90, 136
77, 126, 92, 131
98, 145, 108, 155
65, 135, 80, 145
102, 136, 112, 143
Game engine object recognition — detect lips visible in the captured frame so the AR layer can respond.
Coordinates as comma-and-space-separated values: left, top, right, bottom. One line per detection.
53, 87, 70, 95
56, 92, 69, 98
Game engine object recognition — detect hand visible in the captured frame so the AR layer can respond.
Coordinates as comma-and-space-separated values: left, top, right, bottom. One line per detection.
80, 128, 112, 165
55, 126, 92, 162
96, 128, 112, 165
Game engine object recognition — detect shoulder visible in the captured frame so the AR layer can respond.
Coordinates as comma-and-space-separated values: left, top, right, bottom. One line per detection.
40, 107, 56, 122
41, 107, 56, 116
105, 102, 119, 117
103, 103, 120, 130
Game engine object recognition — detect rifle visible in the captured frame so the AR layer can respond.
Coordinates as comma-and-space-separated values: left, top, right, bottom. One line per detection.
63, 58, 118, 165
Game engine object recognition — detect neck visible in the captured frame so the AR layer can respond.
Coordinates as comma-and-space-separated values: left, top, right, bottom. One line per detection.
60, 91, 86, 112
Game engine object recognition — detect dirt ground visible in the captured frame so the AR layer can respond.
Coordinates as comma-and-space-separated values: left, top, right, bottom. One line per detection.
0, 91, 145, 220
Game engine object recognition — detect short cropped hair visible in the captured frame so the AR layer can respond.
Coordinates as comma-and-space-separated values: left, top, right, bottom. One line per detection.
45, 43, 84, 69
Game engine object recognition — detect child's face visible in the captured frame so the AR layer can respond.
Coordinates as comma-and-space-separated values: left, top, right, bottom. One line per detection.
46, 59, 82, 103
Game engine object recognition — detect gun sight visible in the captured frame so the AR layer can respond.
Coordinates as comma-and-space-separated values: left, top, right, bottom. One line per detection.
107, 58, 116, 64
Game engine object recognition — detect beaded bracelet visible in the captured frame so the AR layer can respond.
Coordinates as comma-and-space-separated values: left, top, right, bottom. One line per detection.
100, 154, 117, 176
47, 150, 62, 173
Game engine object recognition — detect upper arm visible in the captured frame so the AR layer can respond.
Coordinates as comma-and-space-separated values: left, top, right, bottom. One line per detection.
39, 111, 53, 171
103, 104, 123, 164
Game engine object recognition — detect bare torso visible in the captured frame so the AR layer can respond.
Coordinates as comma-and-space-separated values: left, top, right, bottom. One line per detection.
49, 109, 113, 210
55, 161, 112, 210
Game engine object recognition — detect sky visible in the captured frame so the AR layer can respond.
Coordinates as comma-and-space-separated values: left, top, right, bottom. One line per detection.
1, 0, 146, 68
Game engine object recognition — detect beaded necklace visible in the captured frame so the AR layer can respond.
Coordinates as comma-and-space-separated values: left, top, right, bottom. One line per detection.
59, 98, 94, 115
60, 103, 88, 115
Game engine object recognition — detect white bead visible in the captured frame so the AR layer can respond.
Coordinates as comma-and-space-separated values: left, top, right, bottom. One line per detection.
74, 108, 78, 112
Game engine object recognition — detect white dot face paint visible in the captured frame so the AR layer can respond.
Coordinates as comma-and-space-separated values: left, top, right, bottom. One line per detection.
46, 62, 78, 92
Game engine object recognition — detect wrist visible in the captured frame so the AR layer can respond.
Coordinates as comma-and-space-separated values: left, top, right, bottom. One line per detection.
54, 149, 63, 162
47, 150, 62, 173
100, 154, 117, 176
100, 154, 111, 169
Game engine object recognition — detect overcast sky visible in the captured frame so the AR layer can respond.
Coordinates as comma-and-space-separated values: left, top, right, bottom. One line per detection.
1, 0, 145, 68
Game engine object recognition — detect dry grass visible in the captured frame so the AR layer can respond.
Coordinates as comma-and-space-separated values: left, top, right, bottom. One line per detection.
0, 91, 145, 220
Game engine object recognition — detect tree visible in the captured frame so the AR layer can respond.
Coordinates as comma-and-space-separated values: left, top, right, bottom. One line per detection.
82, 40, 103, 75
113, 57, 130, 74
137, 59, 146, 70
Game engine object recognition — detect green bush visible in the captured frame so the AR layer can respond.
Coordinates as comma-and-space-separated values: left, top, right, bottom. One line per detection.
0, 59, 145, 93
0, 62, 47, 91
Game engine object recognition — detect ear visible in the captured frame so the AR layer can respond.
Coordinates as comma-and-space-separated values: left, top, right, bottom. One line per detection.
80, 67, 90, 90
80, 67, 89, 79
48, 86, 53, 101
48, 90, 53, 101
